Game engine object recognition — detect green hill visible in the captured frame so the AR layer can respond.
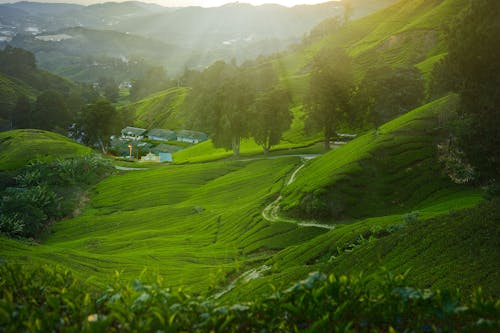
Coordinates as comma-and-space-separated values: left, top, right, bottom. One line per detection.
123, 87, 189, 130
281, 94, 470, 220
218, 96, 496, 300
277, 0, 468, 102
0, 129, 91, 170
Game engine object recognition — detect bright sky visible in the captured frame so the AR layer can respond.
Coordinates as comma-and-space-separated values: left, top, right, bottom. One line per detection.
0, 0, 331, 7
160, 1, 329, 6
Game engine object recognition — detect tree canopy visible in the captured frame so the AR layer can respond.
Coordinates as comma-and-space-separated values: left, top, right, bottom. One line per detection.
305, 47, 353, 150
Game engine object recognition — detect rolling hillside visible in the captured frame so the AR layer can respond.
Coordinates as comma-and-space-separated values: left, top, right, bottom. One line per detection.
0, 129, 91, 170
277, 0, 469, 102
218, 96, 497, 300
281, 94, 466, 220
0, 1, 497, 329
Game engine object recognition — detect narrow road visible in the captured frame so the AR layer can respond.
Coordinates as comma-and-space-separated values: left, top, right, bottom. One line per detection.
261, 158, 335, 230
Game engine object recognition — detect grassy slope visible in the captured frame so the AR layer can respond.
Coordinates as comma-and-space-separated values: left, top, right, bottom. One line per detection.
227, 198, 497, 301
221, 96, 494, 301
0, 129, 91, 170
0, 157, 329, 293
122, 87, 189, 130
0, 73, 37, 109
281, 94, 475, 220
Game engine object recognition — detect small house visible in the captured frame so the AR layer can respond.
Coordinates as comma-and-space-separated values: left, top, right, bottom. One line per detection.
176, 130, 208, 144
159, 152, 173, 163
146, 128, 177, 142
121, 126, 147, 140
140, 152, 160, 162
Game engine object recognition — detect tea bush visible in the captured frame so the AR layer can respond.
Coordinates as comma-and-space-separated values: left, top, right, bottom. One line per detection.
0, 264, 497, 332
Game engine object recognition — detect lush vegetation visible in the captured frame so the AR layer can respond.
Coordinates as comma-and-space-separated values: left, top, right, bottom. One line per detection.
0, 0, 498, 331
0, 154, 113, 238
1, 263, 497, 332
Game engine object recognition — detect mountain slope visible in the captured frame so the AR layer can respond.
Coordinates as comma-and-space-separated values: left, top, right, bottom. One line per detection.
277, 0, 469, 101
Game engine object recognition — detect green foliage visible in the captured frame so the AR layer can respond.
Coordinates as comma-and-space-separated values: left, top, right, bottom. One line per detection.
32, 90, 70, 132
0, 264, 497, 332
305, 47, 353, 150
354, 65, 425, 128
0, 155, 113, 238
251, 87, 293, 153
76, 99, 126, 153
433, 0, 500, 181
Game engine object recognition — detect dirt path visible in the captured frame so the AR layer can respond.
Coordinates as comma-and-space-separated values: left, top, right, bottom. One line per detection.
114, 165, 148, 171
261, 158, 334, 230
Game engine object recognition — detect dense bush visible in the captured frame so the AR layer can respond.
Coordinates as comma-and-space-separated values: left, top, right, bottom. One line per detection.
0, 264, 497, 332
0, 155, 113, 238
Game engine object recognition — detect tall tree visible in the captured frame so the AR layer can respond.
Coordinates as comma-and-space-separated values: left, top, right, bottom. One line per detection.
212, 68, 255, 157
305, 47, 353, 150
442, 0, 500, 180
78, 99, 123, 154
32, 90, 70, 132
252, 87, 293, 154
184, 61, 254, 157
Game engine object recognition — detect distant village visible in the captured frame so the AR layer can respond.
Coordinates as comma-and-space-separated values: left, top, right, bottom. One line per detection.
113, 126, 208, 163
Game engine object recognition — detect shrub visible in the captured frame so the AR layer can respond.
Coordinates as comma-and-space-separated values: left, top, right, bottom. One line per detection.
0, 264, 498, 332
0, 155, 113, 239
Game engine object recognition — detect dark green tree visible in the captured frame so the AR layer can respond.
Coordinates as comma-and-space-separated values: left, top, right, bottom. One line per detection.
78, 99, 123, 153
355, 66, 424, 128
32, 90, 70, 132
442, 0, 500, 180
12, 95, 31, 129
305, 47, 353, 150
184, 61, 254, 157
211, 68, 255, 157
252, 87, 293, 154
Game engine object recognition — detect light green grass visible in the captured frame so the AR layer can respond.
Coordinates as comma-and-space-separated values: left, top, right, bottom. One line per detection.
1, 157, 329, 293
0, 129, 92, 170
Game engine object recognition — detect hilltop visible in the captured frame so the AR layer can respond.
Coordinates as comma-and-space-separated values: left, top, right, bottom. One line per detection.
0, 129, 91, 170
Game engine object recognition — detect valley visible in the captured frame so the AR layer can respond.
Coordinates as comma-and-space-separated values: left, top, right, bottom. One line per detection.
0, 0, 498, 331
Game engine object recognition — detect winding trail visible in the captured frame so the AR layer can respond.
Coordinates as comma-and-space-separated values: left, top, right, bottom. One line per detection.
215, 155, 335, 299
261, 157, 335, 230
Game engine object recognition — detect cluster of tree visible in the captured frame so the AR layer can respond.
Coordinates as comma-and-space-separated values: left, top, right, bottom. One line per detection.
0, 47, 128, 152
183, 61, 293, 156
3, 86, 101, 133
429, 0, 499, 182
305, 47, 424, 150
72, 99, 130, 154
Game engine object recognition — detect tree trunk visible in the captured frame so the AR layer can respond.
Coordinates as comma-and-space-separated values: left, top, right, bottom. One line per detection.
324, 125, 332, 151
232, 137, 240, 158
98, 139, 107, 154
